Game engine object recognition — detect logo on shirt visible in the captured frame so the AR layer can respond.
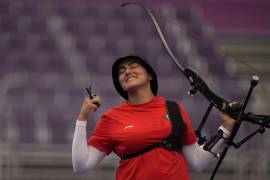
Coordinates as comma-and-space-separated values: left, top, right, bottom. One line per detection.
124, 125, 134, 130
164, 114, 170, 121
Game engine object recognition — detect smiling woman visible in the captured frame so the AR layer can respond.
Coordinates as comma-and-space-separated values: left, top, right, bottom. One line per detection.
118, 61, 151, 93
112, 55, 158, 101
112, 55, 157, 104
72, 54, 236, 180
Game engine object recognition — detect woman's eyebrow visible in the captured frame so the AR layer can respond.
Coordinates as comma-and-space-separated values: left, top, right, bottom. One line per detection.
118, 64, 127, 72
119, 61, 138, 70
119, 64, 127, 70
127, 61, 139, 66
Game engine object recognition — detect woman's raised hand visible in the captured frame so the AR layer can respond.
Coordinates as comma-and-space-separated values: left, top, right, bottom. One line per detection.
77, 96, 102, 121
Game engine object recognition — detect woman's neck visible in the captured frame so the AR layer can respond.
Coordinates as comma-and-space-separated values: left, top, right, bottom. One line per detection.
127, 89, 155, 105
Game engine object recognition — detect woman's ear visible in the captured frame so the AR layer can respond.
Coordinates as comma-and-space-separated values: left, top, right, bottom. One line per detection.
148, 74, 153, 80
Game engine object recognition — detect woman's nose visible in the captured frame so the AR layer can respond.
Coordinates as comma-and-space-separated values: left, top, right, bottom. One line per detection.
124, 67, 132, 74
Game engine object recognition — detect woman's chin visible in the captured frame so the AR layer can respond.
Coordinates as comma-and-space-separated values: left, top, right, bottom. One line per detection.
123, 84, 139, 93
123, 86, 136, 92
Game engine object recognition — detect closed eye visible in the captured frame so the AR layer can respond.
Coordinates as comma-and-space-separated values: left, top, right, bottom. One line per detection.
129, 63, 140, 69
119, 67, 126, 75
118, 62, 140, 74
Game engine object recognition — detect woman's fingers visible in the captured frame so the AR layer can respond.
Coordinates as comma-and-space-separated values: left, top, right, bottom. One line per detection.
220, 112, 235, 130
77, 96, 102, 121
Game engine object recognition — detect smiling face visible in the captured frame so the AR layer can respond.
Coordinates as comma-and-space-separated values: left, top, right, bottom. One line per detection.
118, 60, 153, 93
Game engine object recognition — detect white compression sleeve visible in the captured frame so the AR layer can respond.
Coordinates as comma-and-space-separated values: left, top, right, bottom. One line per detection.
182, 126, 230, 172
72, 120, 106, 173
72, 121, 230, 173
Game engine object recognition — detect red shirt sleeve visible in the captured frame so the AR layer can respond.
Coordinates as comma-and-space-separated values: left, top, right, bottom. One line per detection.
87, 114, 113, 154
178, 103, 197, 145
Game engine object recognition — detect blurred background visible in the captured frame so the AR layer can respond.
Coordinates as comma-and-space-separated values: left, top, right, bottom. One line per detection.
0, 0, 269, 179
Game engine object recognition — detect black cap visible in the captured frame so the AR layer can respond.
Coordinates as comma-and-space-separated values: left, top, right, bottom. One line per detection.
112, 54, 158, 100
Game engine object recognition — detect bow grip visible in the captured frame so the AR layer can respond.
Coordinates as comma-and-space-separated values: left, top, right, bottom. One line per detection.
183, 67, 242, 119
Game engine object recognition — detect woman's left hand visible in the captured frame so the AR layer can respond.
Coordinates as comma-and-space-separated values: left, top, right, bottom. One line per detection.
220, 112, 235, 130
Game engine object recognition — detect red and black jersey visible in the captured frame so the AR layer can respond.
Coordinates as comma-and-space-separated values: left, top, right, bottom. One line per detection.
88, 96, 197, 180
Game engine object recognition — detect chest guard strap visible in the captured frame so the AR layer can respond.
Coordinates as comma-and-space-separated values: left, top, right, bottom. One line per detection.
121, 100, 185, 160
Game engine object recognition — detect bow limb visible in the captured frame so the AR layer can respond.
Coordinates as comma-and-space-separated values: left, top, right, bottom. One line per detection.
121, 3, 242, 119
122, 3, 185, 73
